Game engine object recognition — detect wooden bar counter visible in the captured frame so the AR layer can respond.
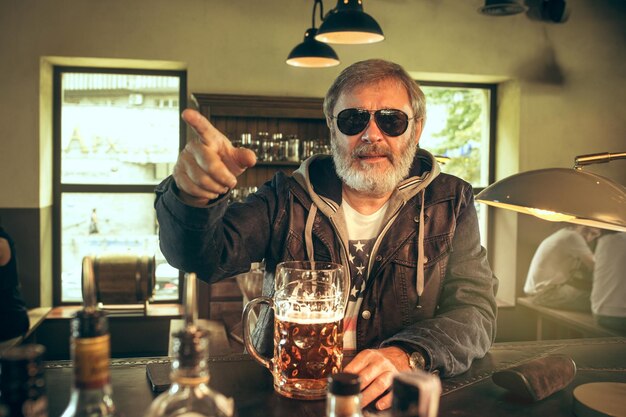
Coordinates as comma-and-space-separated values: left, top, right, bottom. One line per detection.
44, 337, 626, 417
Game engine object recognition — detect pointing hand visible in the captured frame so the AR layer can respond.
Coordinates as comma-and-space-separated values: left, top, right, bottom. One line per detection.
172, 109, 257, 205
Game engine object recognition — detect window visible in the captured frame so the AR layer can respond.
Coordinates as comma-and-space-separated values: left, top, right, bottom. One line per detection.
53, 67, 186, 304
419, 82, 496, 247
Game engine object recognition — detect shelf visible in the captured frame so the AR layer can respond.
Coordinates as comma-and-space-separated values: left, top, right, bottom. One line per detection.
192, 94, 325, 119
255, 160, 300, 167
193, 93, 330, 188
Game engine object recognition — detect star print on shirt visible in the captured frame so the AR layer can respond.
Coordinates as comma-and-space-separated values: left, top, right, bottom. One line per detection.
347, 238, 375, 302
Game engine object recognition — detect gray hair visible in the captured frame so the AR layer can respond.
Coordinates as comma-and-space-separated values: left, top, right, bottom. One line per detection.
323, 59, 426, 125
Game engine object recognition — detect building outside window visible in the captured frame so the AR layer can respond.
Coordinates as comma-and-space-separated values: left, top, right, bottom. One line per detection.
54, 68, 186, 304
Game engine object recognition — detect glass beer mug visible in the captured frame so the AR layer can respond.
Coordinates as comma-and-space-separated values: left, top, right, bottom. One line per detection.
242, 261, 349, 400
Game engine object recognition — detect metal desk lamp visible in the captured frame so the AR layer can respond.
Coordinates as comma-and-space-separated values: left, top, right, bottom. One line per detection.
476, 151, 626, 232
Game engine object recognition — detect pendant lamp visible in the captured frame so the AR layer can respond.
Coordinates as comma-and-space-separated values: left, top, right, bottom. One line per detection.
287, 0, 340, 68
476, 152, 626, 232
315, 0, 384, 45
478, 0, 527, 16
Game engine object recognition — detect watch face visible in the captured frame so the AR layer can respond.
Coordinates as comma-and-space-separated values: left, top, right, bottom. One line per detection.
410, 352, 426, 370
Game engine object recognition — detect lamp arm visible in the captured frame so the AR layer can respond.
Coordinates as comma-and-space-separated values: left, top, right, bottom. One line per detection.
574, 151, 626, 169
312, 0, 324, 29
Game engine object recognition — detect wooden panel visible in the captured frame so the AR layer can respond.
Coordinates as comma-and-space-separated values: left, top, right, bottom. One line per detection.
192, 94, 325, 119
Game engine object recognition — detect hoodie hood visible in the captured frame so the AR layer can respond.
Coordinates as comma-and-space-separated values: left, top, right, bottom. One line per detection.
292, 147, 441, 223
292, 148, 441, 300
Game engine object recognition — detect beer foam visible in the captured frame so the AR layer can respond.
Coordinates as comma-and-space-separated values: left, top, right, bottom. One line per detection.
275, 311, 343, 324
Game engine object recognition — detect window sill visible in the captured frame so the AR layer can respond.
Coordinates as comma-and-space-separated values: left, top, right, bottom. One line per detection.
47, 303, 183, 319
496, 298, 515, 309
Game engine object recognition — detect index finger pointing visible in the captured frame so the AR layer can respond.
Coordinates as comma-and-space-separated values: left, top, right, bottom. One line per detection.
182, 108, 228, 148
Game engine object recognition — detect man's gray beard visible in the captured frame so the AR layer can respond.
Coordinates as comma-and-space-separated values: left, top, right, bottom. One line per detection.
331, 131, 418, 197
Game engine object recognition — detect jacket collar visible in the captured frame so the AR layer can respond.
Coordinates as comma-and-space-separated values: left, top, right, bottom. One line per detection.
292, 148, 440, 210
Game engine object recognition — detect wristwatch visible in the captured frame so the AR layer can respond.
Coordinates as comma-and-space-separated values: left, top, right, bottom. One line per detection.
408, 351, 427, 371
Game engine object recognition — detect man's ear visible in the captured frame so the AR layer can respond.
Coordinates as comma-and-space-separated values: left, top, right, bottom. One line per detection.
413, 118, 424, 144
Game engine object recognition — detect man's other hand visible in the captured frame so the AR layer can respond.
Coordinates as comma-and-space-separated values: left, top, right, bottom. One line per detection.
343, 346, 411, 410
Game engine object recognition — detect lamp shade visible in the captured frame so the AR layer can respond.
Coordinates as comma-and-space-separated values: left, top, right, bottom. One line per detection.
478, 0, 527, 16
315, 0, 384, 44
476, 168, 626, 232
286, 28, 340, 68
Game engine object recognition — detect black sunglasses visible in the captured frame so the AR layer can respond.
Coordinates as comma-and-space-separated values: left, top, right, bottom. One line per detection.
332, 108, 416, 137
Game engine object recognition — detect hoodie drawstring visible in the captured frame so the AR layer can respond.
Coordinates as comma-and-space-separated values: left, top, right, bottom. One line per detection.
416, 189, 425, 308
305, 204, 317, 261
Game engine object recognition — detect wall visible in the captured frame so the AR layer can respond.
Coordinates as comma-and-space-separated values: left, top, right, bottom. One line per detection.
0, 0, 625, 319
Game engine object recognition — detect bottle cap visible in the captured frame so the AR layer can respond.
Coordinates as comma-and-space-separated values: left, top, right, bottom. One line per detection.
172, 327, 209, 369
328, 372, 361, 396
71, 309, 109, 338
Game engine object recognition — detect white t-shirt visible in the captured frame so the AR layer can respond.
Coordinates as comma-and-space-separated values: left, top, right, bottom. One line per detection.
341, 199, 388, 352
591, 232, 626, 317
524, 228, 593, 295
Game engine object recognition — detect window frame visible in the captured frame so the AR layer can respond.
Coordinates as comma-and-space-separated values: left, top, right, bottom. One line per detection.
52, 66, 187, 306
418, 80, 498, 248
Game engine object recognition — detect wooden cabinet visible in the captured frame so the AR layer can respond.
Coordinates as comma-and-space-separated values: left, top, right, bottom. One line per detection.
192, 93, 330, 188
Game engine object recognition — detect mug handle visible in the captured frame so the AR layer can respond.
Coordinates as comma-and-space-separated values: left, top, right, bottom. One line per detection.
242, 296, 273, 370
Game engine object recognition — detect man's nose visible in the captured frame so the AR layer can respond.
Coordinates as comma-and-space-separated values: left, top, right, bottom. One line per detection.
361, 117, 384, 143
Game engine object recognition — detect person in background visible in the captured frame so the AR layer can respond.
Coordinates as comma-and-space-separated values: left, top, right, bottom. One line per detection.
591, 231, 626, 335
0, 223, 29, 341
523, 225, 601, 311
155, 59, 498, 410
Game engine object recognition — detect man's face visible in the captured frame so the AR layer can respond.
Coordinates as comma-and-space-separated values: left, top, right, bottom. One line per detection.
329, 79, 423, 197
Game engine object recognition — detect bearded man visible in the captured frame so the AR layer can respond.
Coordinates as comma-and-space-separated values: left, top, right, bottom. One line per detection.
155, 59, 498, 410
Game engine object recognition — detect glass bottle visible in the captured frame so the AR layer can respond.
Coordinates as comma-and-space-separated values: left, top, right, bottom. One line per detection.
60, 309, 117, 417
286, 134, 300, 162
0, 344, 48, 417
61, 256, 117, 417
143, 273, 234, 417
326, 373, 362, 417
256, 132, 270, 161
390, 371, 441, 417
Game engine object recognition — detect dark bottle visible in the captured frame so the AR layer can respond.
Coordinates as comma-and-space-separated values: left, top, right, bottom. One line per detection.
0, 344, 48, 417
390, 371, 441, 417
60, 309, 117, 417
326, 372, 362, 417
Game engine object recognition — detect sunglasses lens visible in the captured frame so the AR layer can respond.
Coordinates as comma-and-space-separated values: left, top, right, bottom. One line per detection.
335, 109, 410, 136
336, 109, 371, 136
375, 109, 409, 137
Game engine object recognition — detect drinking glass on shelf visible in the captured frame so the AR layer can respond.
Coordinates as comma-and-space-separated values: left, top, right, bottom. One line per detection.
287, 135, 300, 162
229, 186, 258, 204
257, 132, 270, 161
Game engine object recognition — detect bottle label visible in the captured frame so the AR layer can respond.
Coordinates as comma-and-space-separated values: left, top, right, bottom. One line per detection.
72, 334, 111, 389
